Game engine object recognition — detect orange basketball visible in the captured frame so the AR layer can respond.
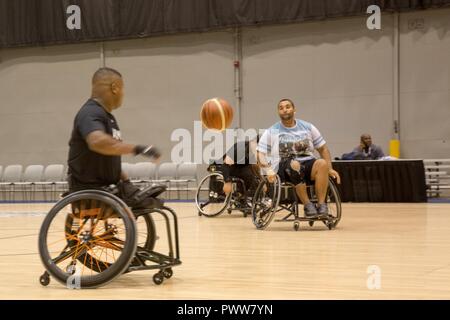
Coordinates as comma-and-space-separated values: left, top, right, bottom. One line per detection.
200, 98, 234, 131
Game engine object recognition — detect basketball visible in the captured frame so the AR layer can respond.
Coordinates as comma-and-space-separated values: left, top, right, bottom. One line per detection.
200, 98, 234, 131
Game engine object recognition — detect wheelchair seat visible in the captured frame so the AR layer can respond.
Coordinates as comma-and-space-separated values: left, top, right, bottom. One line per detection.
137, 184, 167, 199
129, 184, 167, 214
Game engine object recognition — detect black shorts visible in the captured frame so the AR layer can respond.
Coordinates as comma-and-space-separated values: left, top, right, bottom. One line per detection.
277, 158, 316, 185
229, 165, 258, 195
218, 164, 259, 196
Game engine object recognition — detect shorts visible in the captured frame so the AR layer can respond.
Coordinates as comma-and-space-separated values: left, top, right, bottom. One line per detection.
228, 165, 259, 196
277, 158, 316, 185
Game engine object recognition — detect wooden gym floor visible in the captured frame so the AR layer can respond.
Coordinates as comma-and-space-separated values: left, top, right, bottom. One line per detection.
0, 202, 449, 300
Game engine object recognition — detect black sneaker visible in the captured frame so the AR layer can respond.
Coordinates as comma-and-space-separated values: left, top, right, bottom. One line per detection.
304, 202, 318, 217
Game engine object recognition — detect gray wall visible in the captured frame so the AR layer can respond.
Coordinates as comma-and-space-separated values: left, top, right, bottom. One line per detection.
242, 15, 394, 159
399, 10, 450, 158
104, 31, 235, 166
0, 9, 449, 168
0, 43, 100, 166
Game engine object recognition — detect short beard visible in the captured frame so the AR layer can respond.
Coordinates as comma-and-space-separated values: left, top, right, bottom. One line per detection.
280, 114, 293, 121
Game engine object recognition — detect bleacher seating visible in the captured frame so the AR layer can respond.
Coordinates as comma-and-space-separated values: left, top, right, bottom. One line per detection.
424, 159, 450, 198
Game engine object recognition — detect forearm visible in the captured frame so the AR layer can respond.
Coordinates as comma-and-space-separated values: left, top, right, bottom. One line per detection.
257, 151, 275, 176
257, 151, 270, 168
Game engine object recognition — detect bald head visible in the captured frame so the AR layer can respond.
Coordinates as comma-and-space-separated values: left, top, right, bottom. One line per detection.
360, 134, 372, 148
92, 67, 122, 85
91, 67, 124, 112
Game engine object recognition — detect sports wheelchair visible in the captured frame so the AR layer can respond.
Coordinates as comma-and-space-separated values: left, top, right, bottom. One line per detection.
251, 175, 341, 231
38, 184, 181, 288
195, 163, 259, 218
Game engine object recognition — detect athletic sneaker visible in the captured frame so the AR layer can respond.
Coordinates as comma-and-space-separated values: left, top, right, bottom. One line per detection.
261, 198, 273, 209
304, 202, 318, 217
317, 203, 329, 216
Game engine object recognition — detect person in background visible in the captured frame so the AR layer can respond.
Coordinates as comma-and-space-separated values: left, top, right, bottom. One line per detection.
351, 134, 385, 160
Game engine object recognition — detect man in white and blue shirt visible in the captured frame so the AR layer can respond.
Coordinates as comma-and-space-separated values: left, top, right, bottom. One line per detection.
257, 99, 340, 217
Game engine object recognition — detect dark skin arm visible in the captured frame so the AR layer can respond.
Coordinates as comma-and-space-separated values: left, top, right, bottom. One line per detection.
316, 144, 341, 184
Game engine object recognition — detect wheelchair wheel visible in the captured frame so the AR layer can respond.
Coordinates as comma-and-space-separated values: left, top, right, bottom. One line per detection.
325, 179, 342, 229
122, 212, 157, 272
251, 175, 281, 230
38, 190, 137, 288
307, 178, 342, 229
195, 173, 231, 217
135, 213, 157, 251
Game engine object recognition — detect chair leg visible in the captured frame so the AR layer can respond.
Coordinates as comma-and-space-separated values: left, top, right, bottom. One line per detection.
168, 182, 171, 200
43, 185, 47, 202
52, 184, 56, 202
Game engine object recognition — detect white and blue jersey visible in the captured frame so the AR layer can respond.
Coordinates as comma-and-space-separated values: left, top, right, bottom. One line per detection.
257, 119, 326, 171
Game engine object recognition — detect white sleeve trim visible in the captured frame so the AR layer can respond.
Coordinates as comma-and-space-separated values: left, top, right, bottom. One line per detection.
311, 124, 326, 148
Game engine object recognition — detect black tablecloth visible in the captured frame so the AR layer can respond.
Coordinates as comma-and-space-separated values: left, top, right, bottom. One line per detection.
332, 160, 427, 202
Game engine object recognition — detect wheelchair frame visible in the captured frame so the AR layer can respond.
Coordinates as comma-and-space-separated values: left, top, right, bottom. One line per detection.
251, 175, 342, 231
38, 189, 181, 288
195, 164, 256, 218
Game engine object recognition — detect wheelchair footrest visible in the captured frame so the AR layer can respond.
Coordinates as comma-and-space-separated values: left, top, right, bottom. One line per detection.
275, 214, 335, 222
127, 248, 182, 272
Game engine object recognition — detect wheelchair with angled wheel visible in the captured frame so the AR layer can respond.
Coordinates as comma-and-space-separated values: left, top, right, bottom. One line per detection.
195, 163, 259, 218
251, 174, 341, 231
38, 184, 181, 288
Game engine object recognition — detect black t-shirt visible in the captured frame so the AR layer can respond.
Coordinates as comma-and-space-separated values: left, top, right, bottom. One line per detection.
67, 99, 122, 190
220, 141, 257, 182
223, 141, 256, 165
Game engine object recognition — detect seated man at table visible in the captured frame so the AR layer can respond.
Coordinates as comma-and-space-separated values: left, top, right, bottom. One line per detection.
342, 134, 385, 160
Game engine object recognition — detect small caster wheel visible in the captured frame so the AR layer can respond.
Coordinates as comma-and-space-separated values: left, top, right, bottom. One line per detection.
198, 211, 202, 216
308, 221, 314, 227
294, 222, 300, 231
163, 268, 173, 279
243, 212, 248, 218
66, 263, 76, 275
323, 220, 333, 230
153, 272, 164, 285
39, 272, 50, 286
227, 208, 232, 214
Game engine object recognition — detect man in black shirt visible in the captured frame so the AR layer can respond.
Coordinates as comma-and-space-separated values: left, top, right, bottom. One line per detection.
220, 135, 260, 198
68, 67, 161, 207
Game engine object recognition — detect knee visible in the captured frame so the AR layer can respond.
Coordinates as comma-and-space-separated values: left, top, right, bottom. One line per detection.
290, 160, 301, 172
316, 159, 328, 171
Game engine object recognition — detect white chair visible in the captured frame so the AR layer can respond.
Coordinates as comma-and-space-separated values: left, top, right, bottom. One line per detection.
155, 163, 178, 199
122, 162, 132, 177
36, 164, 66, 201
15, 165, 44, 201
129, 162, 156, 187
176, 163, 198, 199
0, 165, 23, 202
